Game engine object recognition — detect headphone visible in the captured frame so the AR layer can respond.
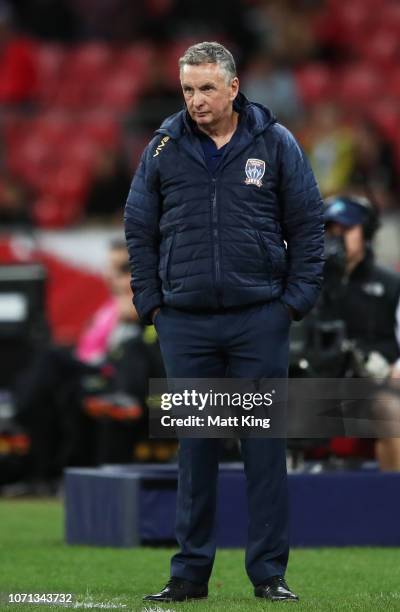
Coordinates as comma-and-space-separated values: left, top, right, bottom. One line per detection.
324, 194, 380, 240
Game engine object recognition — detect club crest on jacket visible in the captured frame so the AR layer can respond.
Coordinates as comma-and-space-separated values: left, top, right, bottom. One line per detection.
245, 158, 265, 188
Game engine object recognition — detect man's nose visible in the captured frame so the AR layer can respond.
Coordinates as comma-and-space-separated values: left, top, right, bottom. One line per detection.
192, 91, 205, 107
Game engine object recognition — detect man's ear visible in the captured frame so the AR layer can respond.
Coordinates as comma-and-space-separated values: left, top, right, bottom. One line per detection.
230, 77, 239, 101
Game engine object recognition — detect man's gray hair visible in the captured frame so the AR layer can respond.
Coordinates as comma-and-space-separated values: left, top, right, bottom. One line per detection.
179, 42, 237, 82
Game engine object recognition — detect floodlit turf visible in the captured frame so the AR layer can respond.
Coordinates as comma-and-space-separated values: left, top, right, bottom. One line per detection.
0, 500, 399, 611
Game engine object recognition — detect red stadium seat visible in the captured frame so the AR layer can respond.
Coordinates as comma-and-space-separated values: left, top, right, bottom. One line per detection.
117, 43, 154, 92
367, 100, 400, 142
338, 65, 382, 107
30, 112, 72, 145
62, 136, 97, 169
335, 3, 371, 33
163, 39, 199, 86
66, 43, 114, 78
50, 166, 91, 201
99, 72, 140, 112
379, 1, 400, 34
44, 44, 114, 110
321, 2, 375, 54
36, 44, 66, 77
36, 44, 67, 106
33, 164, 91, 228
295, 64, 333, 105
80, 114, 119, 146
53, 78, 93, 110
387, 69, 400, 100
33, 194, 83, 228
359, 29, 399, 69
9, 134, 52, 183
3, 112, 27, 150
33, 194, 64, 227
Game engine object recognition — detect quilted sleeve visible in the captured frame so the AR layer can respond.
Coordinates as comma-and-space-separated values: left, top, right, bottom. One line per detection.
277, 126, 325, 320
124, 140, 163, 325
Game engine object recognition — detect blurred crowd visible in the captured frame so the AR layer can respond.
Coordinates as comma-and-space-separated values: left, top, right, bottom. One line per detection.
1, 0, 400, 488
1, 238, 177, 493
1, 0, 400, 230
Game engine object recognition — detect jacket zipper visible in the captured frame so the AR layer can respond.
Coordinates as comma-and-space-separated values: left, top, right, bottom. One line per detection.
211, 177, 222, 305
166, 132, 225, 305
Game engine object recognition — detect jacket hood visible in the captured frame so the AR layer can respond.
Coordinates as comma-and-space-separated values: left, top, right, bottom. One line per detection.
156, 91, 277, 140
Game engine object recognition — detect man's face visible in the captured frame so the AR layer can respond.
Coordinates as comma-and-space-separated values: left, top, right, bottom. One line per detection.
180, 63, 239, 129
327, 223, 365, 264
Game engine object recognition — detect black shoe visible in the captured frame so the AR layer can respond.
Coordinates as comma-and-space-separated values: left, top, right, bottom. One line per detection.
143, 577, 208, 602
255, 576, 299, 602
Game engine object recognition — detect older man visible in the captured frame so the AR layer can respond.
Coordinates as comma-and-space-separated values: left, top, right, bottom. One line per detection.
124, 42, 324, 602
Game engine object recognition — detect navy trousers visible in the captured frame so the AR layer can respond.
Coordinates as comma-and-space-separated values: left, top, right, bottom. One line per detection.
154, 299, 291, 586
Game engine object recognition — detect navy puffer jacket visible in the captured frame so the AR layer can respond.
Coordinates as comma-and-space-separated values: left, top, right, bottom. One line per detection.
124, 93, 324, 324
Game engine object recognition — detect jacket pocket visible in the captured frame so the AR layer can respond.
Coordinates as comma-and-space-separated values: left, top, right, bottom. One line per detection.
165, 231, 176, 290
257, 232, 286, 278
256, 231, 272, 275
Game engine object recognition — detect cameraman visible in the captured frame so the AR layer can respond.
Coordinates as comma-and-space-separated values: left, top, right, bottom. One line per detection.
323, 195, 400, 471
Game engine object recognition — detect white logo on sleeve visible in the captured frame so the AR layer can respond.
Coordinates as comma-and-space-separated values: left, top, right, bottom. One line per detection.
245, 158, 266, 188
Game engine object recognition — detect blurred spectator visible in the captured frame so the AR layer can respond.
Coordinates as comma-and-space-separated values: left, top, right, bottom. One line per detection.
246, 0, 318, 66
348, 121, 399, 211
242, 52, 303, 127
0, 2, 37, 107
303, 109, 399, 207
14, 239, 165, 488
85, 149, 131, 221
76, 239, 128, 364
0, 172, 32, 229
303, 103, 354, 196
81, 240, 165, 463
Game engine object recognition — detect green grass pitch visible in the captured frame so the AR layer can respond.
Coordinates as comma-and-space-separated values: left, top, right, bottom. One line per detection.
0, 500, 399, 611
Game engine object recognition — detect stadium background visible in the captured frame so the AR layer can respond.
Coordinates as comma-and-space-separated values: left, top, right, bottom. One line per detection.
2, 0, 400, 336
2, 0, 400, 334
1, 0, 400, 609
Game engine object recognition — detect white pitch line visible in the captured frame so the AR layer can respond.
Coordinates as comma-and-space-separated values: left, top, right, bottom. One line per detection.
69, 601, 128, 609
